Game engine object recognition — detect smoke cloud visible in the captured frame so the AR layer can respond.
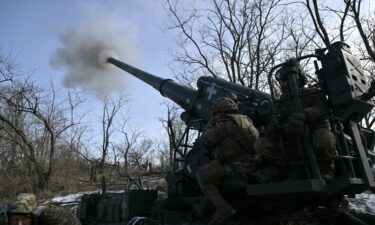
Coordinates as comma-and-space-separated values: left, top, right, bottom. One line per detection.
50, 8, 142, 98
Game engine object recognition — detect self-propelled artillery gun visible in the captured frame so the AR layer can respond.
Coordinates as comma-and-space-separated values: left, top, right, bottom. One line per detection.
77, 42, 375, 225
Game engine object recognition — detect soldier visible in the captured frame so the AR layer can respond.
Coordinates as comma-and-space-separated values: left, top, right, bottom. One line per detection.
1, 193, 81, 225
254, 58, 336, 181
195, 97, 260, 225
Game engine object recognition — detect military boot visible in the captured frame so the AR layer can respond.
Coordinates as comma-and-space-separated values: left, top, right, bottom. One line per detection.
201, 185, 235, 225
191, 197, 211, 220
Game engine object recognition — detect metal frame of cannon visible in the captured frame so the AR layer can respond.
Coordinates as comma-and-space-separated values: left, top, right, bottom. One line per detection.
245, 42, 375, 200
108, 42, 375, 203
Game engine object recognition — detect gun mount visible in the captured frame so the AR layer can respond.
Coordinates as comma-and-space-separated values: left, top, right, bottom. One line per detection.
77, 43, 375, 225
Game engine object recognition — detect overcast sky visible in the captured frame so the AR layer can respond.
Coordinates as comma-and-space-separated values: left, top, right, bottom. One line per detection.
0, 0, 178, 143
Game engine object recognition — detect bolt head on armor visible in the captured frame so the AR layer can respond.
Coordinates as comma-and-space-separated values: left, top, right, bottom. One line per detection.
211, 97, 238, 115
7, 193, 37, 215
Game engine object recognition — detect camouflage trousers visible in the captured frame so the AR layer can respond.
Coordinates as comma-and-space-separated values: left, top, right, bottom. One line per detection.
254, 128, 336, 161
254, 128, 336, 180
196, 154, 260, 186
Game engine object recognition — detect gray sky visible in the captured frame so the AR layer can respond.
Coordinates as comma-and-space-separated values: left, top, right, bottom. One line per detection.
0, 0, 177, 142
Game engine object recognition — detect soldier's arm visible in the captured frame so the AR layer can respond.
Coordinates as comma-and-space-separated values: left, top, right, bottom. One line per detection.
202, 118, 235, 146
303, 93, 329, 124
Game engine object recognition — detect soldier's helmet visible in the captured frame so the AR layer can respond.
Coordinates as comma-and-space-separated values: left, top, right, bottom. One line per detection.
275, 58, 307, 87
7, 193, 37, 214
211, 97, 238, 114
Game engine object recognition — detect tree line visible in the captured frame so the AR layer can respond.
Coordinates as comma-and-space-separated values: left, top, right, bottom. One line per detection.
0, 50, 174, 198
1, 0, 375, 197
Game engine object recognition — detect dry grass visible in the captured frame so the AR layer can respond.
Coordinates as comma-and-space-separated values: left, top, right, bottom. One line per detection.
0, 165, 167, 205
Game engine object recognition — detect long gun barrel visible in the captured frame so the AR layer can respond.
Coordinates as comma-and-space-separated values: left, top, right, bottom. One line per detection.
108, 57, 272, 124
108, 57, 196, 109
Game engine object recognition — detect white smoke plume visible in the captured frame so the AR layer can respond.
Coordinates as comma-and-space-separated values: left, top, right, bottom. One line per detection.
50, 8, 142, 98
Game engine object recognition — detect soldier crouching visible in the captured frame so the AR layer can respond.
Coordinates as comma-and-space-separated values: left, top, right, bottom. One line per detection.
254, 58, 336, 182
195, 97, 260, 225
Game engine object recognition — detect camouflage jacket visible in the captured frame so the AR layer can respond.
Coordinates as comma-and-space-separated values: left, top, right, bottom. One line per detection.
266, 88, 330, 141
202, 113, 259, 164
278, 88, 330, 129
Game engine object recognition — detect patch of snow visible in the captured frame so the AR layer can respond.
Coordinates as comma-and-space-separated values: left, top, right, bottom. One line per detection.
43, 190, 124, 205
50, 193, 85, 203
347, 192, 375, 215
42, 190, 126, 214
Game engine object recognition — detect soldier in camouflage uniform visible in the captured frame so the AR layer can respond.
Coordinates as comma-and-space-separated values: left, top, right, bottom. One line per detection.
1, 193, 81, 225
254, 58, 336, 181
195, 97, 260, 225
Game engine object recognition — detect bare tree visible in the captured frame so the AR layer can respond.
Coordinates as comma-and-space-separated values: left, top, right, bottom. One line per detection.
128, 138, 154, 168
301, 0, 375, 128
167, 0, 287, 90
154, 140, 170, 171
0, 47, 18, 83
159, 102, 188, 167
167, 0, 375, 129
99, 93, 128, 170
60, 90, 89, 181
0, 49, 88, 191
0, 80, 84, 189
113, 122, 142, 174
347, 0, 375, 62
304, 0, 331, 48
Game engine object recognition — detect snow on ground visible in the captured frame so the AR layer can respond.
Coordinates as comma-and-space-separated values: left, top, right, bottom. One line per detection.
49, 189, 375, 207
347, 191, 375, 215
45, 190, 125, 204
48, 192, 88, 204
43, 190, 97, 213
42, 175, 166, 210
47, 189, 375, 216
43, 190, 125, 213
40, 173, 374, 216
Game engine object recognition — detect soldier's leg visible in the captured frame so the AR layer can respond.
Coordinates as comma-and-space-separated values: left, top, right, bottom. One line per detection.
196, 160, 226, 185
194, 160, 225, 219
254, 138, 290, 181
190, 196, 211, 220
254, 138, 286, 166
312, 128, 336, 180
196, 160, 235, 224
201, 184, 236, 225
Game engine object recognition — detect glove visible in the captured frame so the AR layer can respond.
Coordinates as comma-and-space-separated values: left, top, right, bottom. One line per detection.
285, 113, 305, 137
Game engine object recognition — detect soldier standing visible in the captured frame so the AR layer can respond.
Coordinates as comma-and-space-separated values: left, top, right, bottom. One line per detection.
1, 193, 81, 225
195, 97, 260, 225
